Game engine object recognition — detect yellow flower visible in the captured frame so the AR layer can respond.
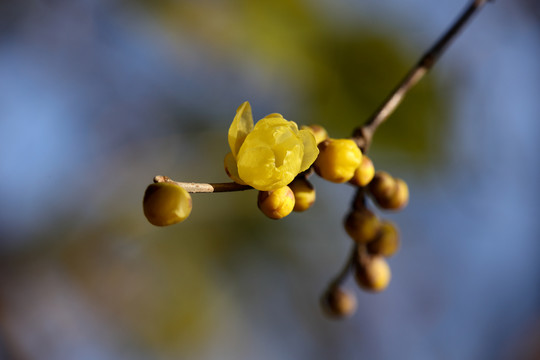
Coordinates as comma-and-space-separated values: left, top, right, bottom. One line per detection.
225, 102, 319, 191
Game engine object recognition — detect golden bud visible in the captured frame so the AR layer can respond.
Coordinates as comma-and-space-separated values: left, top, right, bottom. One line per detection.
367, 221, 400, 257
355, 255, 391, 292
288, 177, 316, 212
314, 139, 363, 183
344, 209, 380, 244
320, 287, 357, 319
350, 155, 375, 187
301, 124, 329, 145
257, 186, 295, 219
384, 178, 409, 210
369, 172, 409, 211
368, 171, 396, 199
143, 182, 192, 226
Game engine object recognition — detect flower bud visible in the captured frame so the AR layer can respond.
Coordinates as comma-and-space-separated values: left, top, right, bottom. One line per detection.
355, 256, 391, 292
369, 171, 409, 210
367, 221, 400, 257
320, 287, 357, 319
314, 139, 363, 183
383, 178, 409, 210
288, 177, 316, 212
349, 155, 375, 187
257, 186, 295, 219
368, 171, 396, 199
143, 182, 192, 226
301, 124, 329, 145
344, 209, 380, 244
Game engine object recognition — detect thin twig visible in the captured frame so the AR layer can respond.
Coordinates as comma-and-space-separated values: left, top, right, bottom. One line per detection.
327, 244, 358, 290
353, 0, 492, 152
154, 175, 252, 193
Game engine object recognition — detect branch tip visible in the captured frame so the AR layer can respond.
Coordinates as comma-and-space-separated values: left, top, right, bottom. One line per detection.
352, 0, 492, 152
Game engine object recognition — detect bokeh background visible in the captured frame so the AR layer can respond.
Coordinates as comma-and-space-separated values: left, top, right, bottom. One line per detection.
1, 0, 539, 359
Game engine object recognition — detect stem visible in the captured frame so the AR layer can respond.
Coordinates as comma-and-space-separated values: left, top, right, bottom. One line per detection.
153, 175, 252, 193
328, 244, 357, 290
353, 0, 492, 152
351, 187, 367, 211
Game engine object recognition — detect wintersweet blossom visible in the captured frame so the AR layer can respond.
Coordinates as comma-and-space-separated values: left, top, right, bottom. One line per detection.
224, 102, 319, 191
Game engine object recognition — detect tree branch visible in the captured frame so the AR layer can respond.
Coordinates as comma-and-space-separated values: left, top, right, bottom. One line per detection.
153, 175, 252, 193
353, 0, 492, 152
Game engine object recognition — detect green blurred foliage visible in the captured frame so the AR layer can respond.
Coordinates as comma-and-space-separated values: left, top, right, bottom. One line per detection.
133, 0, 447, 160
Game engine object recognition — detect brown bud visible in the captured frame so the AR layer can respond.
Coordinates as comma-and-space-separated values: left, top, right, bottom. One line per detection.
369, 172, 409, 211
355, 255, 391, 292
368, 171, 396, 199
367, 221, 400, 257
383, 178, 409, 210
344, 209, 380, 244
320, 287, 357, 319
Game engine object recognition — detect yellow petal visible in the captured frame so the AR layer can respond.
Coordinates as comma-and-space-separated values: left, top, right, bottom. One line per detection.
262, 113, 284, 120
298, 129, 319, 171
252, 115, 288, 132
228, 101, 254, 158
224, 152, 247, 185
237, 145, 280, 190
253, 117, 300, 145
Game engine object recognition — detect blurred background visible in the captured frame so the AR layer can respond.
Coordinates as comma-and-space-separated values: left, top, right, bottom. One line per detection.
1, 0, 539, 359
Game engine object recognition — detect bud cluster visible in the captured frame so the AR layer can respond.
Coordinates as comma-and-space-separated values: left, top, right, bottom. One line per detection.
306, 125, 409, 319
256, 175, 317, 219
